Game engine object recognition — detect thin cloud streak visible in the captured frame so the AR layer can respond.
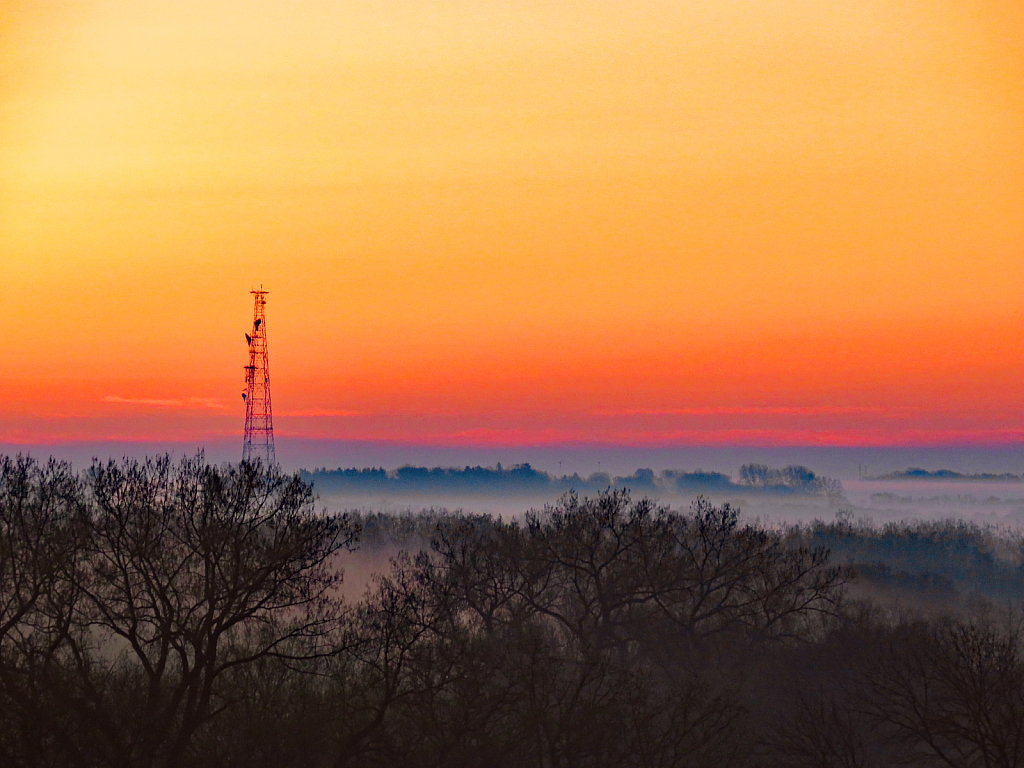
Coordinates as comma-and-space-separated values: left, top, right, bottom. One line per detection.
278, 409, 366, 417
596, 406, 900, 417
328, 427, 1024, 448
103, 396, 227, 410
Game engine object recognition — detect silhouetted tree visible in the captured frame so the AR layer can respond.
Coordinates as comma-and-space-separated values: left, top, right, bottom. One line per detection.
0, 455, 357, 768
859, 617, 1024, 768
0, 456, 85, 768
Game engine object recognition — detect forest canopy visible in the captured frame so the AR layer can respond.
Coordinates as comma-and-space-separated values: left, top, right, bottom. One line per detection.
2, 453, 1024, 768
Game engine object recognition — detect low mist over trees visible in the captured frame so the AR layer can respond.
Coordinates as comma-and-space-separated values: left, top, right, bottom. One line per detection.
3, 453, 1024, 767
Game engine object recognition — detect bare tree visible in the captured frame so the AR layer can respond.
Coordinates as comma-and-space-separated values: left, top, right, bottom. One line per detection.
0, 456, 88, 768
54, 455, 356, 768
519, 490, 671, 660
426, 515, 546, 640
0, 456, 82, 646
860, 617, 1024, 768
763, 684, 900, 768
429, 491, 842, 663
646, 496, 843, 649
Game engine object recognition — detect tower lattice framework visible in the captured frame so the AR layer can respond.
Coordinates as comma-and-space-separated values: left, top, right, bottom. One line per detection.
242, 287, 275, 465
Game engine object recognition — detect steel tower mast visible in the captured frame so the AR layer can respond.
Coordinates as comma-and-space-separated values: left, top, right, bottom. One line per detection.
242, 287, 275, 465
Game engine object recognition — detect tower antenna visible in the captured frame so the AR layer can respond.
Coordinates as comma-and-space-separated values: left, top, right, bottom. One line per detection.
242, 286, 275, 465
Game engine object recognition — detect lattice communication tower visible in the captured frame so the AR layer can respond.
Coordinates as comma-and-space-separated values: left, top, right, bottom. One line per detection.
242, 287, 275, 465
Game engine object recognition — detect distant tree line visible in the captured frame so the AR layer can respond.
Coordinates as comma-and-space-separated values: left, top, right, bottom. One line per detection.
302, 462, 843, 498
3, 454, 1024, 767
870, 468, 1022, 482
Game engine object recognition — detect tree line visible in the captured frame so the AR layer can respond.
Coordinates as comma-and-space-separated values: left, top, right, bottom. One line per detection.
2, 453, 1024, 767
870, 468, 1022, 482
302, 462, 842, 498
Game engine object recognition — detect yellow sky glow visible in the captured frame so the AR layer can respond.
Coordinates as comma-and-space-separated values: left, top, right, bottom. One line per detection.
1, 0, 1022, 445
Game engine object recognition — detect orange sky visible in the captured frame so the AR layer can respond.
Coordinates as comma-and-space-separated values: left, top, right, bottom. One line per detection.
1, 0, 1022, 448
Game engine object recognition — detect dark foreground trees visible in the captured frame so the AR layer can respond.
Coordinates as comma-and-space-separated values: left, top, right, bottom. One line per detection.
425, 491, 843, 663
0, 454, 356, 768
4, 456, 1024, 768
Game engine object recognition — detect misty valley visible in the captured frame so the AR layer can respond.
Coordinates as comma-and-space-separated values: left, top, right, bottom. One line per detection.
4, 453, 1024, 767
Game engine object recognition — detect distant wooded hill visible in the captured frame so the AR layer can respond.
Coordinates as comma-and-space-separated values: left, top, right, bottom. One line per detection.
870, 468, 1022, 482
300, 462, 843, 497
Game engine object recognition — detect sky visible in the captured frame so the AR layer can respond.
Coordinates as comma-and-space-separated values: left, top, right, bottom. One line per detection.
1, 0, 1023, 466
